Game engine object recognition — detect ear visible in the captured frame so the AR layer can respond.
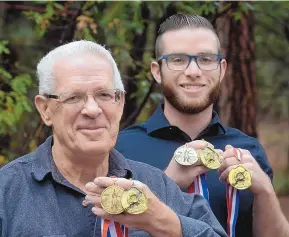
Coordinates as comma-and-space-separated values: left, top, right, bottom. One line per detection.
219, 59, 227, 83
35, 95, 53, 126
151, 61, 161, 84
120, 92, 125, 109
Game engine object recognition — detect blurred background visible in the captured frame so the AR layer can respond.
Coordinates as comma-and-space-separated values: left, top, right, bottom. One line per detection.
0, 1, 288, 217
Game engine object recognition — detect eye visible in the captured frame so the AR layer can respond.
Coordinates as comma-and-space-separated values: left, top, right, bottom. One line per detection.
96, 91, 114, 101
62, 94, 82, 104
198, 55, 216, 64
172, 57, 184, 63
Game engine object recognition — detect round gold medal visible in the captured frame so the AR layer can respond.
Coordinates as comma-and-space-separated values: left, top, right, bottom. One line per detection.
173, 145, 198, 166
121, 187, 148, 214
199, 147, 221, 169
100, 184, 125, 214
228, 165, 252, 190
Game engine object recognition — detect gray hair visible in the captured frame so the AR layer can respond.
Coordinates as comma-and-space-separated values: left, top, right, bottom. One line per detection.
36, 40, 124, 95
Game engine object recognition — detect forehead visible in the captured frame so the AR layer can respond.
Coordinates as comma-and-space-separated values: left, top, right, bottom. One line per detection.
161, 28, 219, 54
53, 52, 114, 92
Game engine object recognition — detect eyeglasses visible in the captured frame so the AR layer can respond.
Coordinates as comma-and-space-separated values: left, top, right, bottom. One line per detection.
44, 88, 123, 108
158, 53, 222, 71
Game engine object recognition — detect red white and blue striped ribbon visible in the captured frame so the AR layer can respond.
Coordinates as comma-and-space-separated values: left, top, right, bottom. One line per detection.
188, 175, 239, 236
188, 173, 209, 202
101, 219, 128, 237
226, 184, 239, 237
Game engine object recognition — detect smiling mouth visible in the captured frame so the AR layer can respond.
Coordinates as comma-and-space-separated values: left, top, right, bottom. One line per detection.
180, 85, 205, 89
79, 127, 105, 131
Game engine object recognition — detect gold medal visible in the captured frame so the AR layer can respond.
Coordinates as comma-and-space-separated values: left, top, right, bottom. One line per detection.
100, 183, 124, 214
173, 144, 198, 166
199, 147, 221, 169
228, 165, 252, 190
121, 187, 148, 214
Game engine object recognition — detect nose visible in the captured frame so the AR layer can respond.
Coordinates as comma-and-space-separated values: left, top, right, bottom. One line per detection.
81, 96, 102, 118
184, 59, 202, 77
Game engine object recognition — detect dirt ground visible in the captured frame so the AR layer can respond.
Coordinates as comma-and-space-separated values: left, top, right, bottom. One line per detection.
258, 119, 289, 220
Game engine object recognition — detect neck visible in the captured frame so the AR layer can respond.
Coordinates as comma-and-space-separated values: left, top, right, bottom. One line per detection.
52, 141, 109, 193
163, 101, 213, 139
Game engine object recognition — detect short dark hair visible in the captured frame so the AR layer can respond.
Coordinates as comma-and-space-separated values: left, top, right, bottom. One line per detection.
155, 13, 221, 59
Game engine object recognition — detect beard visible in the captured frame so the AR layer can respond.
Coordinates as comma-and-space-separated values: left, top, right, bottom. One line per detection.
161, 77, 220, 115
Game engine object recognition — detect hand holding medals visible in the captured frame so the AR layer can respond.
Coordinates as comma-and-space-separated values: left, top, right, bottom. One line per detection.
219, 145, 268, 192
100, 178, 148, 215
98, 178, 148, 215
85, 176, 181, 235
172, 140, 255, 190
85, 177, 152, 217
173, 141, 221, 170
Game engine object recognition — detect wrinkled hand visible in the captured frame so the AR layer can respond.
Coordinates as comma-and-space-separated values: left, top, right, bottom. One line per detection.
85, 177, 181, 236
219, 145, 273, 195
165, 140, 223, 190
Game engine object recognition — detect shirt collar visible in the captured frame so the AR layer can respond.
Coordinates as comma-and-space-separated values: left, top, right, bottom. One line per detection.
146, 104, 226, 137
31, 136, 133, 182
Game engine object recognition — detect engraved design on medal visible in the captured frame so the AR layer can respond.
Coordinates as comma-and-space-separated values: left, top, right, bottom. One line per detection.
101, 185, 125, 214
121, 187, 148, 214
199, 147, 221, 169
173, 145, 198, 166
228, 165, 252, 190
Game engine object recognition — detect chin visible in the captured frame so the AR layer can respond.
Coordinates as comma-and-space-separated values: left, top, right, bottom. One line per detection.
84, 139, 114, 155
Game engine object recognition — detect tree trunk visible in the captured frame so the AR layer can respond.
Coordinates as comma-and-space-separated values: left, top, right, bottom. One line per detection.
216, 3, 258, 138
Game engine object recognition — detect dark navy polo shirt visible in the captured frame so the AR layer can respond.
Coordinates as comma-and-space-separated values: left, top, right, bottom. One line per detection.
116, 105, 273, 237
0, 136, 227, 237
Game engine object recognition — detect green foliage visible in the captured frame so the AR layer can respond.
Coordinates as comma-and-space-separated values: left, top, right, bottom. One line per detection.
23, 1, 64, 37
0, 42, 33, 136
0, 40, 10, 55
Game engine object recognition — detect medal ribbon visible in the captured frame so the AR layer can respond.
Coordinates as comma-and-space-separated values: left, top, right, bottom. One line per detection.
101, 219, 128, 237
226, 184, 239, 237
101, 175, 128, 237
188, 175, 239, 237
187, 173, 209, 202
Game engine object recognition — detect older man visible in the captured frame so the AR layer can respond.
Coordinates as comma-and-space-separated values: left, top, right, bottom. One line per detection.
0, 40, 226, 237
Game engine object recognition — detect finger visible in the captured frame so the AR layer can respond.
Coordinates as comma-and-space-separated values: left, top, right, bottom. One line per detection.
187, 140, 214, 150
222, 147, 238, 160
130, 180, 148, 193
85, 182, 104, 195
93, 177, 115, 188
114, 178, 135, 190
93, 177, 134, 190
85, 194, 101, 206
225, 144, 233, 150
233, 148, 243, 162
239, 148, 251, 156
219, 157, 241, 173
91, 206, 114, 219
219, 164, 240, 182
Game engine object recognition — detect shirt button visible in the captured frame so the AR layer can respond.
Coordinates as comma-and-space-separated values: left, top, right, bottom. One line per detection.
82, 199, 90, 207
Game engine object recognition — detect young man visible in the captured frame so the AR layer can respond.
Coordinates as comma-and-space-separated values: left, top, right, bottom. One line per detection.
116, 14, 289, 237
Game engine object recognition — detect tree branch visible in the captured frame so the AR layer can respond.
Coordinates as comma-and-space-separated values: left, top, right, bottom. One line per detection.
121, 80, 155, 129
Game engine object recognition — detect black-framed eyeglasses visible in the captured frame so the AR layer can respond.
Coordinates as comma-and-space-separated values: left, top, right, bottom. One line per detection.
44, 88, 123, 107
157, 53, 222, 71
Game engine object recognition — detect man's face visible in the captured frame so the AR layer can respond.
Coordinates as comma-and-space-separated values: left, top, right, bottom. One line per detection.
153, 28, 226, 114
38, 53, 124, 156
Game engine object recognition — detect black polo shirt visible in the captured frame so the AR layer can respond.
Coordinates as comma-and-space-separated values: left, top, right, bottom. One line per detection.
116, 105, 273, 237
